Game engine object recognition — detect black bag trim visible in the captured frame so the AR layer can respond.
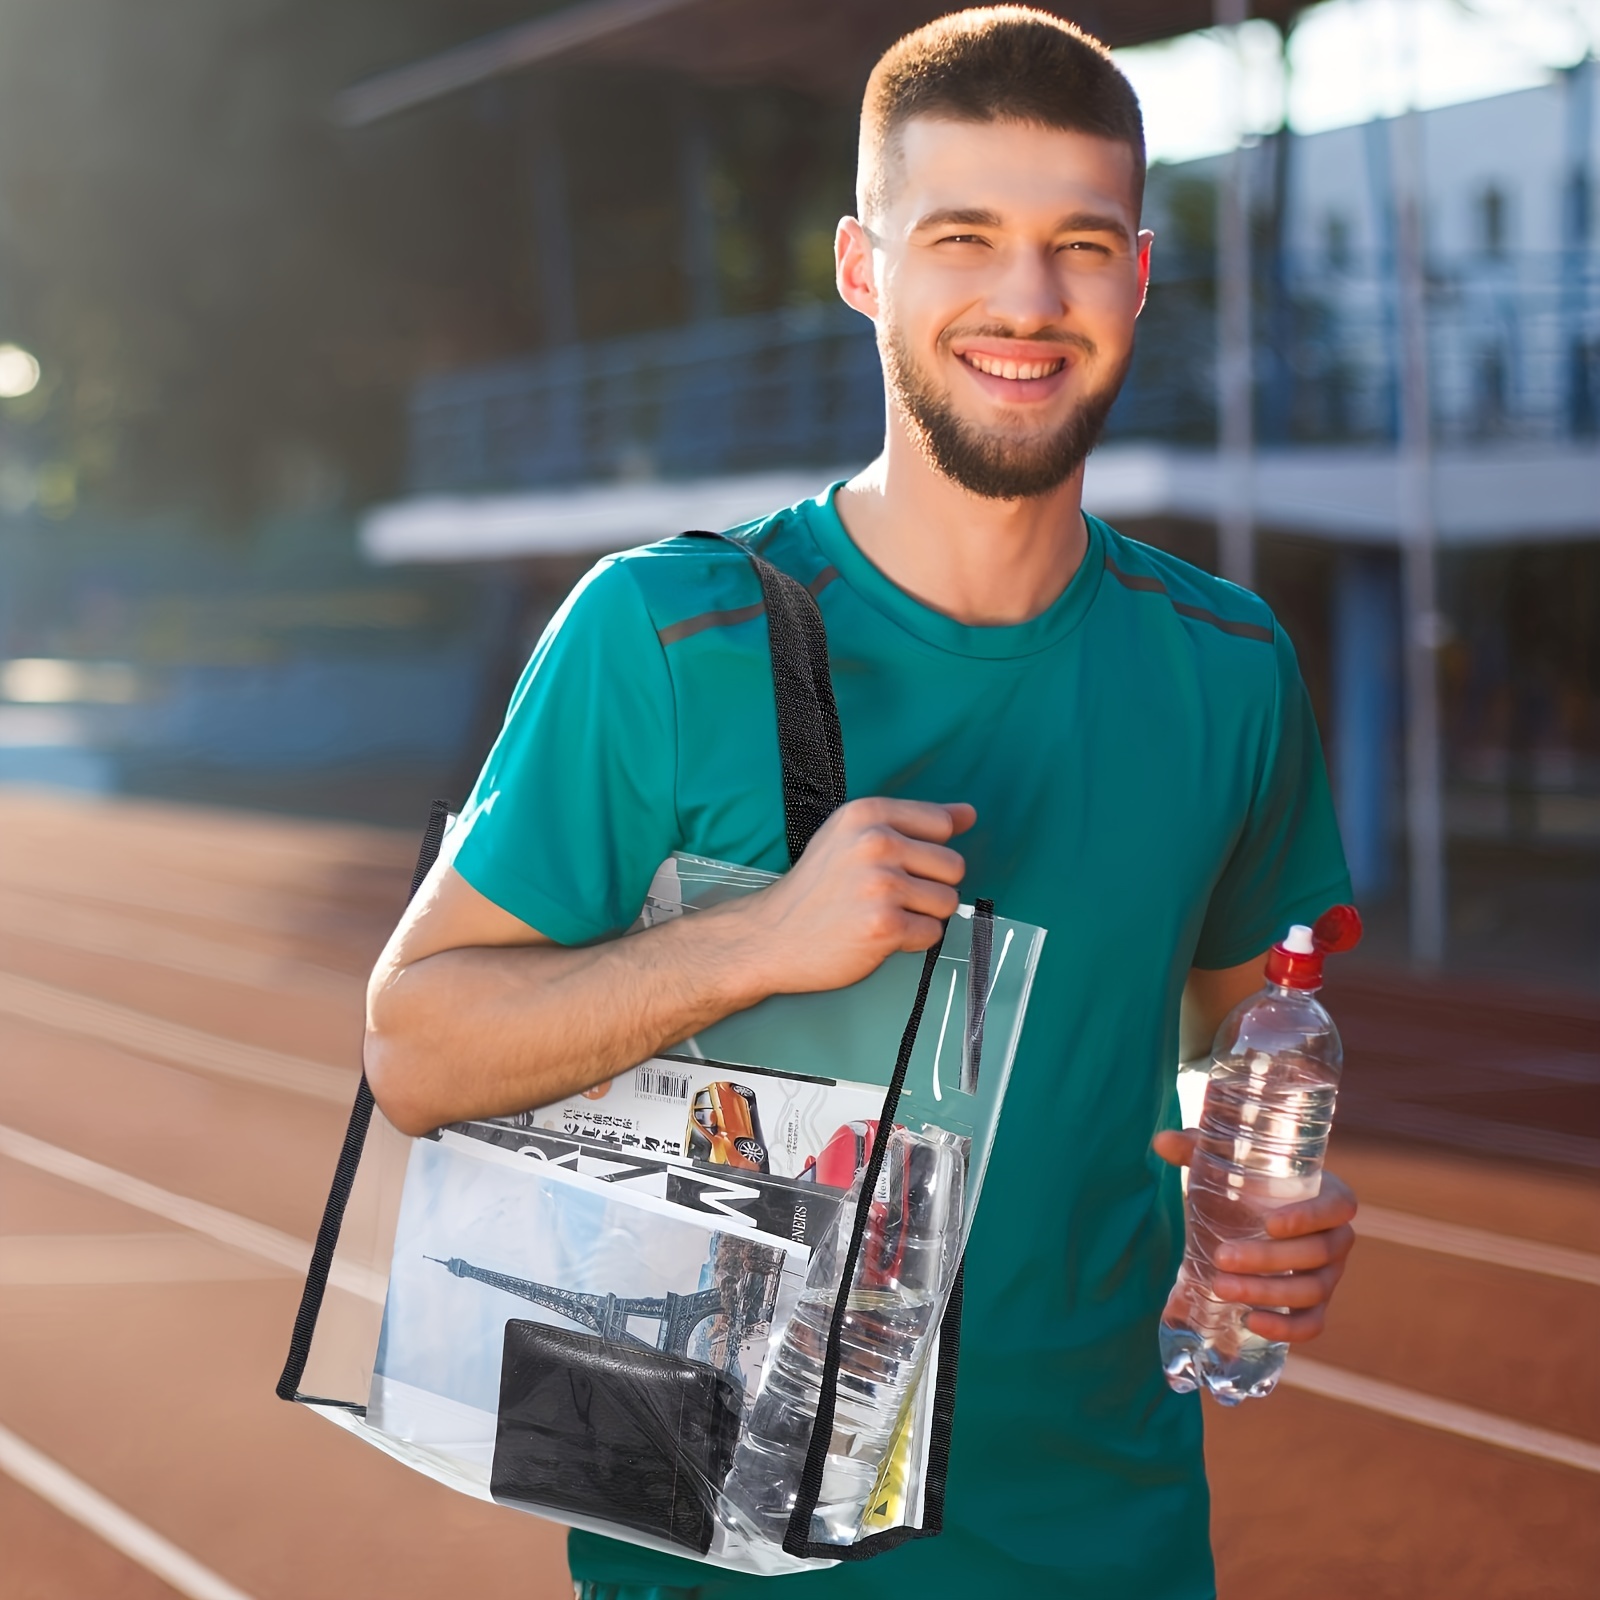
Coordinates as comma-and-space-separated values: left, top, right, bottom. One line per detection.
819, 1256, 966, 1561
781, 930, 947, 1559
679, 531, 979, 1561
275, 796, 452, 1408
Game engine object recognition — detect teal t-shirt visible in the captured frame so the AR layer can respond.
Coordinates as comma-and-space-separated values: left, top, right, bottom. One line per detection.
451, 487, 1351, 1600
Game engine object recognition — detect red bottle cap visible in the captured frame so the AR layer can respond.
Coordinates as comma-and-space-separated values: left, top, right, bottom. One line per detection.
1264, 904, 1363, 989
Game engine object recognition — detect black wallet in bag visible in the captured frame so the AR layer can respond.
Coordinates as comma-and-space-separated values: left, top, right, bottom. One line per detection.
490, 1319, 745, 1554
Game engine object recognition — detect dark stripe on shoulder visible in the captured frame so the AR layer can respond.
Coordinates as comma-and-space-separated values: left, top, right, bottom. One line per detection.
1171, 600, 1275, 641
657, 600, 763, 645
1104, 556, 1273, 643
656, 565, 840, 647
1104, 562, 1166, 595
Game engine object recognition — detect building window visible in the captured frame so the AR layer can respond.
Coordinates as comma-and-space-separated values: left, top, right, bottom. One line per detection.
1567, 169, 1592, 246
1476, 343, 1508, 432
1325, 211, 1352, 270
1478, 185, 1507, 257
1570, 336, 1598, 437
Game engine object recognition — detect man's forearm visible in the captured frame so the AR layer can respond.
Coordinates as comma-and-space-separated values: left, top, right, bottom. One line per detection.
365, 903, 767, 1136
366, 798, 973, 1137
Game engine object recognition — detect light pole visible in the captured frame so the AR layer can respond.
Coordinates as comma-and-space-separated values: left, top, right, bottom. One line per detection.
1214, 0, 1256, 592
1389, 11, 1446, 967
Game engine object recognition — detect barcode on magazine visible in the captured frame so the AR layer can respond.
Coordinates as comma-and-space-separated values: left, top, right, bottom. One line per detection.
636, 1066, 691, 1100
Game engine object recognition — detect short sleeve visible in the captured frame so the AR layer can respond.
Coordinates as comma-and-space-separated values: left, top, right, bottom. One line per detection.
1193, 623, 1352, 970
450, 559, 678, 945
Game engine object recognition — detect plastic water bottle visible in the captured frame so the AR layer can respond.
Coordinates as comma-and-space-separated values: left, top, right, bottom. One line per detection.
1160, 905, 1362, 1404
720, 1124, 964, 1546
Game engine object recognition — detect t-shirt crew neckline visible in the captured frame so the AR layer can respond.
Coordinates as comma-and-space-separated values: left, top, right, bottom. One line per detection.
797, 481, 1106, 661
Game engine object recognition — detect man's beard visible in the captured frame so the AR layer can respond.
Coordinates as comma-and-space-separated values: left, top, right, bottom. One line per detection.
881, 323, 1132, 501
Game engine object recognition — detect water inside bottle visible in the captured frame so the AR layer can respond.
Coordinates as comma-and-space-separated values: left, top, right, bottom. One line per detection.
1160, 1051, 1338, 1404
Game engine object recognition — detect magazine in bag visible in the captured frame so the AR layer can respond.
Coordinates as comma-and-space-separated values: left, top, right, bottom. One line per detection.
369, 1131, 808, 1469
336, 851, 1043, 1571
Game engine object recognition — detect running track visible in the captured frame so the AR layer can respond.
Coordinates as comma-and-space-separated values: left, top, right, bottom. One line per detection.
0, 791, 1595, 1598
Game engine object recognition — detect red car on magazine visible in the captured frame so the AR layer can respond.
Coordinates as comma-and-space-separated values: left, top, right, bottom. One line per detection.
800, 1119, 932, 1287
798, 1119, 879, 1187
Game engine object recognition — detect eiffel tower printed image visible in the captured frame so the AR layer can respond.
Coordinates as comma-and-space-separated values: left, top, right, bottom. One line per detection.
426, 1231, 784, 1385
369, 1132, 799, 1449
428, 1257, 725, 1357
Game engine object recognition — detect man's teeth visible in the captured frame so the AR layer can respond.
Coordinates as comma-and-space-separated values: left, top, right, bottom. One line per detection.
963, 354, 1066, 380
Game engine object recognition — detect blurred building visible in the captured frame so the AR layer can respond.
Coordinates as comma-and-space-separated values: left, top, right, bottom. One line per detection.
2, 0, 1554, 970
1122, 65, 1600, 920
341, 0, 1597, 981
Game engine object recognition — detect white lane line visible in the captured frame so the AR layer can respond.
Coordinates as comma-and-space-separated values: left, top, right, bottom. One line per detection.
0, 1123, 385, 1302
1357, 1204, 1600, 1287
0, 855, 352, 941
0, 971, 356, 1103
0, 885, 356, 997
4, 1126, 1596, 1475
1282, 1356, 1600, 1474
0, 1233, 292, 1286
0, 1422, 258, 1600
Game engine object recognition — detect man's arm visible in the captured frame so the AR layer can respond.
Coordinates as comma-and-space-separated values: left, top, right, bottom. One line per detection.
365, 798, 974, 1136
1178, 954, 1267, 1064
1154, 953, 1359, 1344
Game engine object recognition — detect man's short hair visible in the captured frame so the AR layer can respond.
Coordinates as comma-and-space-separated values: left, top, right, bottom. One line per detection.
858, 7, 1146, 222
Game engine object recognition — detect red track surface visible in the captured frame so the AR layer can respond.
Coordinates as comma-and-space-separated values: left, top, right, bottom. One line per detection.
1, 790, 1595, 1598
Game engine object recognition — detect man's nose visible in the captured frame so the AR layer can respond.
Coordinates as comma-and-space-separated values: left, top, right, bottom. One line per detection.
981, 246, 1069, 333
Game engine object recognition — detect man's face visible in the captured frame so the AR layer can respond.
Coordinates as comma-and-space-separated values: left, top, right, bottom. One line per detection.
841, 117, 1152, 500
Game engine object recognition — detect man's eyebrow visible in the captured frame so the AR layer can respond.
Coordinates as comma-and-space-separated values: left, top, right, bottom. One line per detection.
908, 206, 1134, 239
909, 207, 1004, 232
1056, 211, 1133, 238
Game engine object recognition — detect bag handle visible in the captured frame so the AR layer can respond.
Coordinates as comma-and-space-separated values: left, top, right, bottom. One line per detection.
681, 530, 845, 861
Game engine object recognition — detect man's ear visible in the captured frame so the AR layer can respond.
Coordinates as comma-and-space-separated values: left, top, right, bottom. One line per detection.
835, 216, 879, 319
1135, 229, 1155, 318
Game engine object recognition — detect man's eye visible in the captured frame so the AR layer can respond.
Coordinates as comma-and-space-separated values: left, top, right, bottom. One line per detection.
937, 234, 988, 247
1061, 240, 1111, 255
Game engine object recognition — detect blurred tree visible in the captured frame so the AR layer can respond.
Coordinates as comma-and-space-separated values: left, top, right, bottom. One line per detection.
0, 2, 869, 530
0, 0, 560, 525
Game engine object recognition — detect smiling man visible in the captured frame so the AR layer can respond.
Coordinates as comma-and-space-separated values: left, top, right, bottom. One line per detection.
365, 10, 1357, 1599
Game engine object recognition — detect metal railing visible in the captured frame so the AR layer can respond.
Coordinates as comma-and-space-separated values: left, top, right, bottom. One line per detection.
408, 252, 1600, 494
409, 306, 884, 494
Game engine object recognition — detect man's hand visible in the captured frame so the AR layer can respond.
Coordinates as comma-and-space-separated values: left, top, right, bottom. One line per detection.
365, 795, 973, 1135
734, 797, 976, 996
1152, 1129, 1358, 1342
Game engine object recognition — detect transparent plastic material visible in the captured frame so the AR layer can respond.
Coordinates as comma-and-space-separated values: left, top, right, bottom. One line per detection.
295, 851, 1045, 1574
720, 1125, 965, 1546
1160, 979, 1343, 1404
649, 855, 1038, 1239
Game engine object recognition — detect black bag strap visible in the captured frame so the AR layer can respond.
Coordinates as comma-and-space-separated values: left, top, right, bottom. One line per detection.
682, 529, 845, 860
275, 796, 452, 1407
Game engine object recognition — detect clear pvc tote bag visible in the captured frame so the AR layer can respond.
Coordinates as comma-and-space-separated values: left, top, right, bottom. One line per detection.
276, 531, 1045, 1574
